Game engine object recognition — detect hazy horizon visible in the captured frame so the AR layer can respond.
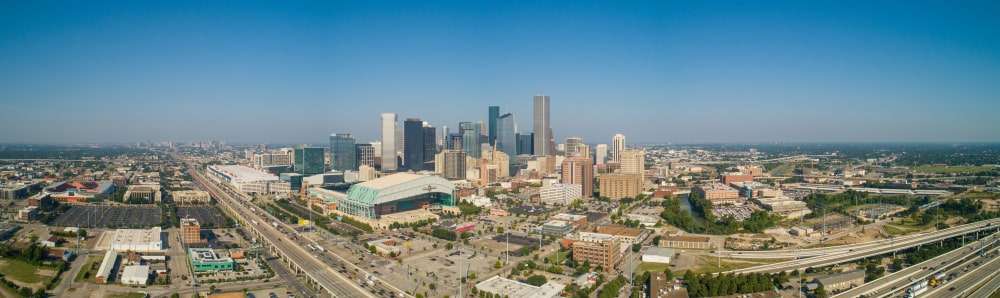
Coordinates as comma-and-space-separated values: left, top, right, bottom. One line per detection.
2, 1, 999, 144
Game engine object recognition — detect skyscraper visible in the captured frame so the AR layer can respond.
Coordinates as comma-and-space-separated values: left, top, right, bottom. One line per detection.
516, 133, 534, 156
423, 123, 437, 170
355, 143, 376, 168
621, 149, 645, 175
460, 121, 481, 158
329, 133, 357, 171
488, 106, 500, 146
611, 133, 626, 163
496, 113, 517, 162
447, 133, 464, 150
561, 156, 593, 198
294, 146, 325, 175
595, 144, 608, 165
533, 94, 554, 156
565, 137, 585, 157
380, 113, 398, 171
403, 118, 425, 171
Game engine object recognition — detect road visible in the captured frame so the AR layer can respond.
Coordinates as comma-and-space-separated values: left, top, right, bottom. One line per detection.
924, 247, 1000, 298
728, 220, 1000, 274
832, 233, 998, 298
187, 161, 375, 298
717, 218, 1000, 259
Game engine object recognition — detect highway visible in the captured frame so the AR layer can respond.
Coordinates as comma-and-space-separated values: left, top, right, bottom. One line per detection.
729, 220, 1000, 274
924, 247, 1000, 298
186, 161, 375, 298
832, 233, 998, 298
717, 218, 1000, 259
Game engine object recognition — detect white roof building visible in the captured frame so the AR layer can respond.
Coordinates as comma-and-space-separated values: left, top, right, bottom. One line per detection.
120, 265, 150, 285
539, 183, 582, 205
475, 275, 565, 298
110, 227, 163, 252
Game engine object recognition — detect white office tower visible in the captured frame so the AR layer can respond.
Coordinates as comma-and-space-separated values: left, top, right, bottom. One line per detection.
595, 144, 608, 165
611, 133, 626, 163
381, 113, 398, 171
533, 94, 555, 156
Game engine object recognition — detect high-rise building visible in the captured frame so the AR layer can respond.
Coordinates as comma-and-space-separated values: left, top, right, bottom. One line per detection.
595, 144, 608, 165
403, 118, 426, 171
435, 150, 467, 180
479, 149, 510, 186
355, 143, 376, 168
496, 113, 517, 162
571, 232, 621, 273
561, 156, 593, 198
447, 133, 463, 150
611, 133, 626, 163
422, 124, 437, 170
380, 113, 398, 171
488, 106, 500, 146
329, 133, 357, 171
532, 94, 554, 156
516, 133, 534, 155
460, 122, 482, 158
599, 173, 642, 200
621, 149, 645, 175
440, 125, 449, 147
294, 146, 325, 175
565, 137, 586, 157
181, 218, 202, 244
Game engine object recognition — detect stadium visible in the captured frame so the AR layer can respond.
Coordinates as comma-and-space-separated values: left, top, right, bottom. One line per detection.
339, 173, 455, 220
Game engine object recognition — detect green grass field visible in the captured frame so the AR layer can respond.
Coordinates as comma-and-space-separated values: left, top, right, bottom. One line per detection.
0, 259, 46, 284
692, 256, 786, 274
912, 165, 994, 174
636, 262, 673, 274
74, 255, 103, 282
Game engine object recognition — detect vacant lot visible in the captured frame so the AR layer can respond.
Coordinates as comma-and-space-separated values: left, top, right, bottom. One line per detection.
912, 165, 995, 175
177, 206, 230, 228
0, 259, 57, 288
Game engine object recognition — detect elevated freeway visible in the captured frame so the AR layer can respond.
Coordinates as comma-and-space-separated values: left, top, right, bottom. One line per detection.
186, 160, 375, 298
728, 220, 1000, 274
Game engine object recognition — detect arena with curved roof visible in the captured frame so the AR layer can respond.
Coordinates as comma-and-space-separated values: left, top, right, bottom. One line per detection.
340, 173, 454, 219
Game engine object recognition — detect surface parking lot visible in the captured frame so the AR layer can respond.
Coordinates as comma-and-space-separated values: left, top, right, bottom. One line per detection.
177, 206, 230, 228
51, 205, 162, 228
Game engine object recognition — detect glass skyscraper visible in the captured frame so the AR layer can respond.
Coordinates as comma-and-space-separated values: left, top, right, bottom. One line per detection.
329, 133, 357, 171
496, 113, 517, 160
516, 132, 534, 156
459, 121, 481, 158
294, 146, 325, 175
488, 106, 500, 146
403, 118, 426, 171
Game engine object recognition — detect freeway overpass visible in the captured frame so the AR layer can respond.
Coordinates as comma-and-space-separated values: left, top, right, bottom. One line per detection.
717, 218, 1000, 260
186, 160, 376, 298
728, 220, 1000, 274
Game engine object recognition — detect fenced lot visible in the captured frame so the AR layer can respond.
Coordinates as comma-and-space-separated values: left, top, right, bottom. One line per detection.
177, 206, 231, 228
51, 205, 162, 228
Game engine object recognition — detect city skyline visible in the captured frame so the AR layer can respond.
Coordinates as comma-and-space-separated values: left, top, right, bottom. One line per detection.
2, 1, 1000, 144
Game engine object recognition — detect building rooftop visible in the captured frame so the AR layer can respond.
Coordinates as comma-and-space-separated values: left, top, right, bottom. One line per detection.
815, 269, 865, 286
121, 265, 150, 280
475, 275, 565, 298
663, 234, 710, 243
209, 165, 279, 183
595, 224, 642, 237
356, 172, 426, 190
111, 227, 162, 245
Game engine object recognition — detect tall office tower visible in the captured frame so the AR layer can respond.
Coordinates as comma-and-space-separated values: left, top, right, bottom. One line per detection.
294, 146, 325, 175
516, 133, 534, 155
329, 133, 357, 171
355, 143, 376, 168
436, 150, 467, 180
440, 125, 449, 147
447, 133, 464, 150
496, 113, 517, 162
595, 144, 608, 165
611, 133, 626, 163
403, 118, 426, 171
459, 121, 482, 158
621, 149, 645, 175
565, 137, 585, 157
422, 123, 437, 170
533, 94, 555, 156
560, 156, 594, 197
380, 113, 398, 171
488, 106, 500, 146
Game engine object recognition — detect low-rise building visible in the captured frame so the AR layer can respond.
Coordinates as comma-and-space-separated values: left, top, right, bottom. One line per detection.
660, 234, 713, 250
594, 224, 644, 245
814, 269, 865, 292
693, 183, 740, 205
172, 190, 211, 205
110, 227, 163, 252
642, 247, 674, 264
189, 248, 235, 272
123, 184, 162, 203
95, 250, 118, 284
552, 213, 588, 228
180, 218, 202, 244
540, 220, 574, 236
120, 265, 150, 285
475, 275, 565, 298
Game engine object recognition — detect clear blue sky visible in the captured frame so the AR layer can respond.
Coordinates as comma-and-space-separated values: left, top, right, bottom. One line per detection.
2, 1, 999, 144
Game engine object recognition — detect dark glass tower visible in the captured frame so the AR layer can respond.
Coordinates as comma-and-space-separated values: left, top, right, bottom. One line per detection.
329, 133, 357, 171
488, 106, 500, 146
403, 118, 425, 171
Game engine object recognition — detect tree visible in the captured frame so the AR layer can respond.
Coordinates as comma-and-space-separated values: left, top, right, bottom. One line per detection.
814, 284, 828, 298
631, 243, 641, 252
525, 275, 547, 286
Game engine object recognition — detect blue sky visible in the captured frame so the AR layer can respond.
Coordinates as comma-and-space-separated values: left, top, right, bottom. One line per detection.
1, 1, 999, 144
